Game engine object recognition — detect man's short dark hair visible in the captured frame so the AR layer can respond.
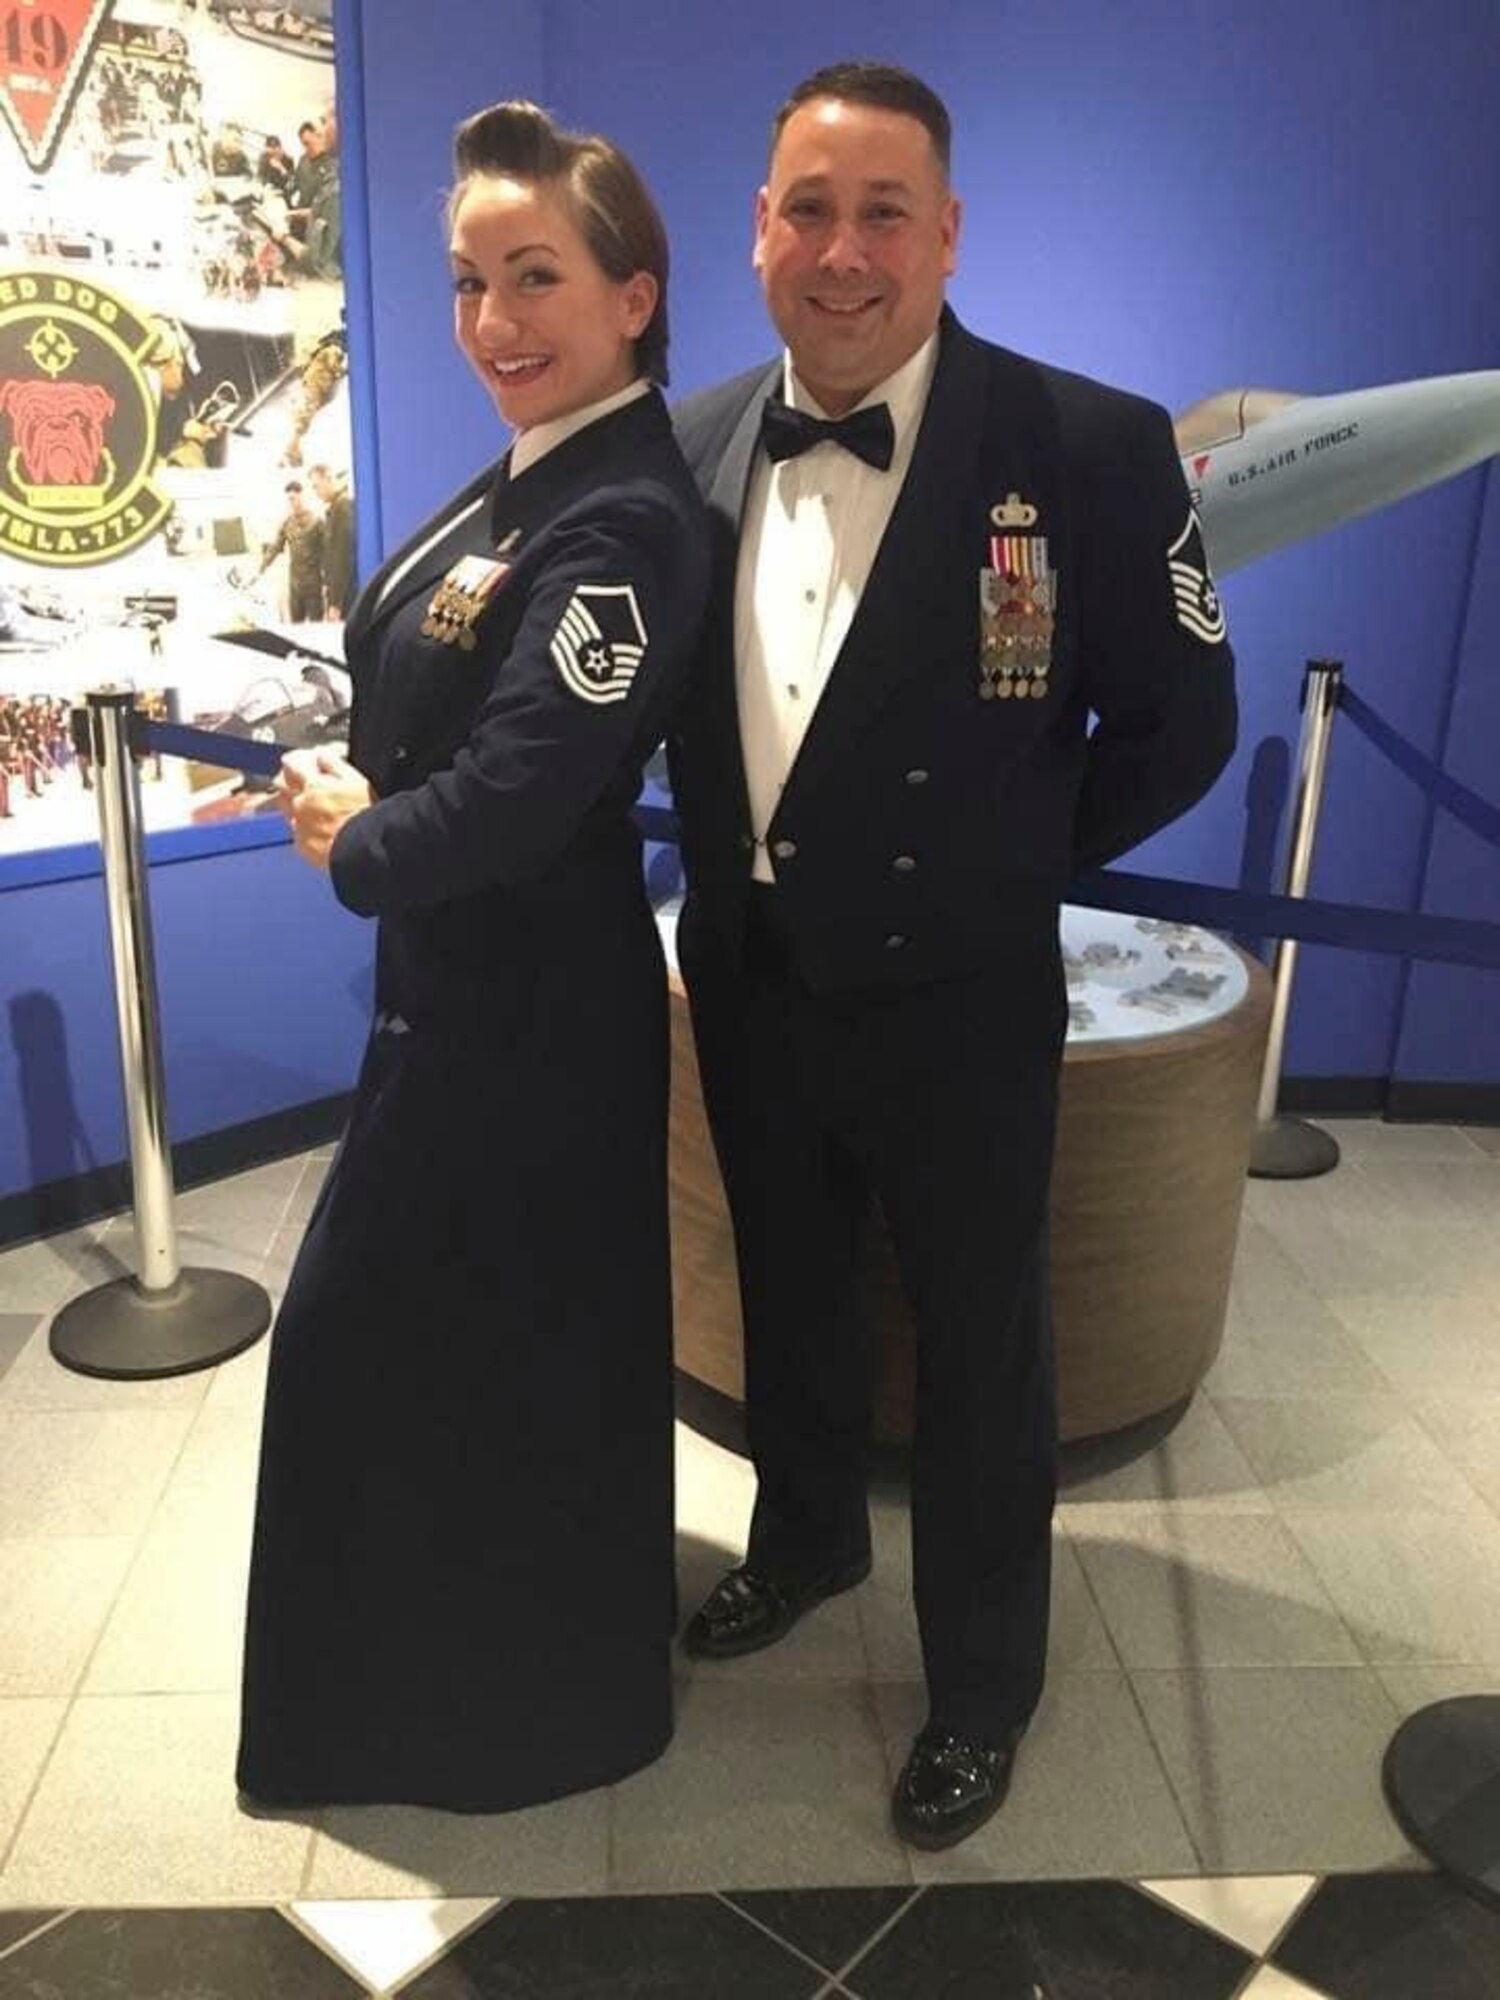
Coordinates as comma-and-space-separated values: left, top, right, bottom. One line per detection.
298, 120, 317, 142
285, 480, 302, 494
771, 62, 952, 178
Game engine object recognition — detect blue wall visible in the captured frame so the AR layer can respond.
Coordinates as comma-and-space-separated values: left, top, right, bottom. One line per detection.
364, 0, 1500, 1085
532, 0, 1499, 1087
3, 0, 1497, 1217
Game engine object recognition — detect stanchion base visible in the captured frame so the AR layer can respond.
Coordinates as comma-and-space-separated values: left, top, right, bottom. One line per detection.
1382, 1696, 1500, 1911
1249, 1115, 1341, 1179
49, 1268, 272, 1380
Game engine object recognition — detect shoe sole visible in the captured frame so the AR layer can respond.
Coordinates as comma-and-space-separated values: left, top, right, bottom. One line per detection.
680, 1557, 872, 1660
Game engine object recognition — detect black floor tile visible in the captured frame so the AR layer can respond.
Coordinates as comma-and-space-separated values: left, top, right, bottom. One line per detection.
0, 1910, 367, 1998
0, 1912, 61, 1958
1274, 1869, 1500, 1999
722, 1889, 915, 1976
844, 1882, 1251, 1999
401, 1895, 825, 1999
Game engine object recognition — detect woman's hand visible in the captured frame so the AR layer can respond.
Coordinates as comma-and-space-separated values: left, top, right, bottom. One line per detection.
277, 747, 373, 870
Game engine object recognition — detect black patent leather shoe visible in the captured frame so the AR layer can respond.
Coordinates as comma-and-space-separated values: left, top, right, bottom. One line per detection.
891, 1724, 1023, 1850
681, 1557, 871, 1659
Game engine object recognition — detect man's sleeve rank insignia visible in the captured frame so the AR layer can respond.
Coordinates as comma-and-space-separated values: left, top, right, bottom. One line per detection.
1166, 510, 1227, 646
550, 582, 648, 704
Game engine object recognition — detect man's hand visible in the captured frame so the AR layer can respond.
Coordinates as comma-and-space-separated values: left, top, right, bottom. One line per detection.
277, 747, 372, 869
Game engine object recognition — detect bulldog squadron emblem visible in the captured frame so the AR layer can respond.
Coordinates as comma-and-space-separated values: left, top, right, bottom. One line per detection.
0, 272, 171, 566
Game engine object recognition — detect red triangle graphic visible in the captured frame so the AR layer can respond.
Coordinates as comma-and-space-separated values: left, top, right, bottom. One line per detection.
1193, 453, 1211, 477
1, 0, 113, 174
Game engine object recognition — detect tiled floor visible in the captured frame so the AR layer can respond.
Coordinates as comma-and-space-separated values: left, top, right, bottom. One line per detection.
1, 1117, 1498, 1995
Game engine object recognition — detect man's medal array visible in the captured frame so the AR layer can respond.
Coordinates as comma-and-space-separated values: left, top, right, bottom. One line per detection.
422, 554, 511, 650
979, 492, 1054, 701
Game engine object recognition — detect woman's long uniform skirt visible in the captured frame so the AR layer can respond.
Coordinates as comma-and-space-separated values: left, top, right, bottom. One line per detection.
236, 875, 675, 1810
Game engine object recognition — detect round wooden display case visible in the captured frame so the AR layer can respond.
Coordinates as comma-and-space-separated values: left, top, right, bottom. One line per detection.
663, 904, 1272, 1445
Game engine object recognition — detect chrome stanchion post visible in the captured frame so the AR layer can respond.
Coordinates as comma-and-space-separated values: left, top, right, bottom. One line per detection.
92, 689, 179, 1293
49, 690, 272, 1378
1249, 659, 1343, 1179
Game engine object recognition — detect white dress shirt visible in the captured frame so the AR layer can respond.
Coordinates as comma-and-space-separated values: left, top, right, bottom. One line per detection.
509, 376, 652, 479
735, 333, 939, 882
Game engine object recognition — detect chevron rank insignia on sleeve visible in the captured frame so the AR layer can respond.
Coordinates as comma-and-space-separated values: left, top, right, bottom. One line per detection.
1166, 510, 1226, 645
550, 582, 648, 703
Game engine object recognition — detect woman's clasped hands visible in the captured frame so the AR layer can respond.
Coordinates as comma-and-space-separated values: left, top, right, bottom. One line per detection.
276, 746, 375, 869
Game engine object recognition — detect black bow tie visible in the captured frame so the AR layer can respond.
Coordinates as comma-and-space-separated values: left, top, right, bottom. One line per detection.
760, 396, 895, 471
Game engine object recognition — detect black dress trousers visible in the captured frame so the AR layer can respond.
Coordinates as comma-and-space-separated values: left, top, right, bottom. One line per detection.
681, 888, 1066, 1741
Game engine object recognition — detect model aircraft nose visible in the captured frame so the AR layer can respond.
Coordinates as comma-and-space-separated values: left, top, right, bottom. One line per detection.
1177, 371, 1500, 575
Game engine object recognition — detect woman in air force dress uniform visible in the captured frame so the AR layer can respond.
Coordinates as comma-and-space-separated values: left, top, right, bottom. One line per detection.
236, 101, 710, 1812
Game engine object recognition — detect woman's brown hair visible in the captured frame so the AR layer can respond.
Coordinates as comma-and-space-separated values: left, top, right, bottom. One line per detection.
450, 101, 670, 385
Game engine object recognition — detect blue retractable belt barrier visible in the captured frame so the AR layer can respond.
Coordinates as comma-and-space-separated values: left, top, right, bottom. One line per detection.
137, 718, 284, 780
1338, 688, 1500, 852
139, 724, 1500, 973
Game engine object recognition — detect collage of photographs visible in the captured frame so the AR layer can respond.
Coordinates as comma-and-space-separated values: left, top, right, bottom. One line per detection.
0, 0, 354, 853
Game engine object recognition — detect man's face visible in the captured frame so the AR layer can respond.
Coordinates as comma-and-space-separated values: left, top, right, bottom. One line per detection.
288, 487, 307, 517
754, 96, 959, 416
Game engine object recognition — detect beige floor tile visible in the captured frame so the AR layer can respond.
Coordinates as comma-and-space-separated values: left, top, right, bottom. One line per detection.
872, 1672, 1197, 1882
0, 1537, 135, 1696
1319, 1119, 1490, 1164
1464, 1125, 1500, 1158
0, 1407, 195, 1537
1281, 1506, 1500, 1664
1410, 1397, 1500, 1518
0, 1314, 33, 1385
0, 1699, 67, 1861
85, 1522, 250, 1695
203, 1332, 273, 1414
1236, 1968, 1337, 1999
0, 1320, 214, 1414
1130, 1666, 1409, 1873
0, 1693, 312, 1903
1246, 1165, 1500, 1298
171, 1158, 305, 1251
1207, 1225, 1392, 1398
151, 1396, 263, 1540
1326, 1296, 1500, 1399
284, 1156, 333, 1228
0, 1229, 107, 1315
612, 1678, 908, 1891
1070, 1509, 1359, 1668
289, 1897, 500, 1992
1372, 1662, 1500, 1714
1214, 1393, 1488, 1514
310, 1789, 608, 1898
1139, 1872, 1318, 1957
674, 1421, 755, 1557
92, 1219, 269, 1287
1057, 1396, 1271, 1515
1341, 1157, 1500, 1231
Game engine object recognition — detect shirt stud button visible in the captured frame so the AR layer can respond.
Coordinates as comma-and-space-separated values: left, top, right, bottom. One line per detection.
904, 767, 929, 785
885, 933, 908, 949
892, 854, 916, 873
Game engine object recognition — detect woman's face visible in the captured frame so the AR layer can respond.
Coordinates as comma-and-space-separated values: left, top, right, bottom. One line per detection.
449, 175, 655, 431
